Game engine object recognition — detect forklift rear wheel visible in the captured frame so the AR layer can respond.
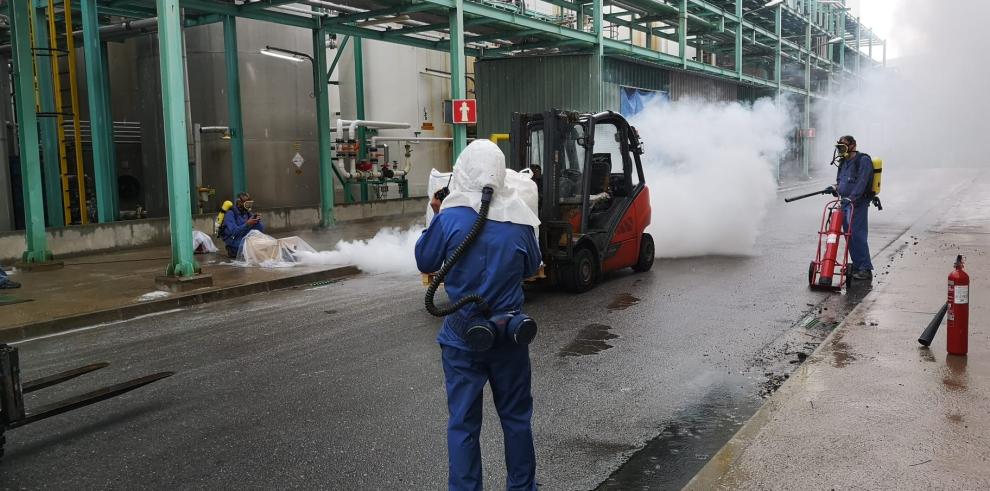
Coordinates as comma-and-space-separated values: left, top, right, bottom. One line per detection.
561, 248, 597, 293
632, 233, 655, 272
808, 261, 816, 286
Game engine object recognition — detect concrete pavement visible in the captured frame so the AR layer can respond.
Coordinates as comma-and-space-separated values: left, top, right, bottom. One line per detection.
687, 171, 990, 490
0, 215, 419, 343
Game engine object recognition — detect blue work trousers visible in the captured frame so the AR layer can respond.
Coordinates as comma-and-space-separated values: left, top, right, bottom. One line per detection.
843, 200, 873, 272
441, 344, 536, 491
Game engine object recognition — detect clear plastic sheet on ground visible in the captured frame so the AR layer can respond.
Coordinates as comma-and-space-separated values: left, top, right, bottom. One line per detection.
235, 230, 318, 267
193, 229, 218, 253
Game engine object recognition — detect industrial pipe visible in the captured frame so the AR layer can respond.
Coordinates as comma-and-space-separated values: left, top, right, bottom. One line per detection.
0, 17, 160, 54
370, 136, 477, 145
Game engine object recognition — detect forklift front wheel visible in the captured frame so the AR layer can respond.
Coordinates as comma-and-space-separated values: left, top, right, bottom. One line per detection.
562, 248, 597, 293
632, 233, 655, 273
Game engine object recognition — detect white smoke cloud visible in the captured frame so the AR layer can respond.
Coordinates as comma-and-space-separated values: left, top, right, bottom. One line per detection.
293, 225, 425, 275
630, 97, 792, 257
815, 0, 990, 171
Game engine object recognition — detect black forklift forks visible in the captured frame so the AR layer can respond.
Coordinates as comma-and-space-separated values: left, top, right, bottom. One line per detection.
0, 344, 173, 460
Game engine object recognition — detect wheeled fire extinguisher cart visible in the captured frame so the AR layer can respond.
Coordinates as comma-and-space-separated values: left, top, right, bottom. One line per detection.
785, 186, 855, 291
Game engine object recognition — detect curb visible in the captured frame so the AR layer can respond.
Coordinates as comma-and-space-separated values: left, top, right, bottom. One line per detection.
683, 290, 877, 490
0, 265, 360, 344
683, 174, 979, 489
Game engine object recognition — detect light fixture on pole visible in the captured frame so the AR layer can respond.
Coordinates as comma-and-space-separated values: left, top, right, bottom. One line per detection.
260, 45, 312, 64
260, 45, 318, 96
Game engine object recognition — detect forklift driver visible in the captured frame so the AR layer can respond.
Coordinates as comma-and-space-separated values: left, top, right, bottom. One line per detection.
589, 153, 613, 212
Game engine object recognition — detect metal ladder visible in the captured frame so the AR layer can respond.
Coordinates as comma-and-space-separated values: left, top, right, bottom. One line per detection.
28, 0, 88, 225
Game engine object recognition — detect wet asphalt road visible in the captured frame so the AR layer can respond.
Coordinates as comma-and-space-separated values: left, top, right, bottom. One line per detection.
0, 169, 976, 490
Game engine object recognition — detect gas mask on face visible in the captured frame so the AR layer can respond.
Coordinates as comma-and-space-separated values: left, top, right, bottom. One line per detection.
241, 200, 255, 212
835, 143, 849, 158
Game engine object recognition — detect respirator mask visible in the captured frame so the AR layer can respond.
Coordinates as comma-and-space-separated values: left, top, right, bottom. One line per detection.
241, 199, 255, 212
831, 143, 849, 166
463, 311, 539, 351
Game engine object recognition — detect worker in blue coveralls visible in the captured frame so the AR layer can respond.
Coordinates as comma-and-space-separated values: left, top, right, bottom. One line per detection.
834, 135, 874, 281
415, 140, 542, 491
0, 264, 20, 289
220, 192, 264, 258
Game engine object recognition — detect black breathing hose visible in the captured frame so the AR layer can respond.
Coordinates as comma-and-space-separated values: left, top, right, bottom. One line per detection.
425, 186, 495, 318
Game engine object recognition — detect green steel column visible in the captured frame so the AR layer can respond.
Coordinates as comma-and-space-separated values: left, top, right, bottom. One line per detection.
313, 26, 335, 227
679, 0, 687, 68
449, 0, 467, 162
31, 9, 64, 227
803, 21, 811, 178
354, 37, 367, 161
735, 0, 742, 80
156, 0, 199, 277
100, 41, 120, 217
592, 0, 603, 111
81, 0, 116, 223
10, 0, 53, 263
855, 23, 861, 73
774, 5, 782, 92
838, 9, 845, 72
328, 35, 351, 77
868, 31, 873, 62
223, 15, 246, 195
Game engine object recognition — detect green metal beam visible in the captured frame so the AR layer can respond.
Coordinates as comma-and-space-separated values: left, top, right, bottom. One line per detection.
482, 38, 587, 55
156, 0, 199, 277
592, 0, 602, 111
223, 15, 247, 195
241, 0, 299, 12
449, 0, 466, 163
31, 7, 64, 228
774, 4, 781, 92
735, 0, 742, 80
82, 0, 117, 223
328, 35, 351, 78
100, 41, 120, 216
803, 18, 811, 178
354, 37, 367, 161
678, 0, 687, 68
313, 26, 335, 227
464, 28, 542, 44
10, 0, 54, 263
325, 3, 440, 26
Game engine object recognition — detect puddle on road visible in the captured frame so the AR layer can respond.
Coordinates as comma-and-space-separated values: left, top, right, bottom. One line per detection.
596, 381, 761, 491
597, 276, 880, 489
560, 324, 618, 357
607, 293, 641, 311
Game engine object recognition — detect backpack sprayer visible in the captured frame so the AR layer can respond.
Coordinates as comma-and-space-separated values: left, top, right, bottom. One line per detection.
425, 186, 538, 351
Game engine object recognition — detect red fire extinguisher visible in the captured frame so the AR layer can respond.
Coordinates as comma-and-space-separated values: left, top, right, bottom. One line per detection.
818, 205, 846, 286
947, 255, 970, 355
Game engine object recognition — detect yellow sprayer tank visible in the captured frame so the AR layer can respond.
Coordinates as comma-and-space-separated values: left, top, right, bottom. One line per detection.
214, 200, 234, 237
871, 158, 883, 195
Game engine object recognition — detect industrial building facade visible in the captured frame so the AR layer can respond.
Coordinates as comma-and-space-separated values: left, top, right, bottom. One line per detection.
0, 0, 881, 279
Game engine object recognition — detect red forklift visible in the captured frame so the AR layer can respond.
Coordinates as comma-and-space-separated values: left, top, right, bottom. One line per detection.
509, 109, 654, 292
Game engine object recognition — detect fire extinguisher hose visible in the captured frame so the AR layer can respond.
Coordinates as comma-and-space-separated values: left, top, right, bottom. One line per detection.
425, 186, 495, 318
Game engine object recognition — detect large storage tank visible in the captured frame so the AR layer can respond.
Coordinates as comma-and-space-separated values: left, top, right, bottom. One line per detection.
106, 18, 453, 215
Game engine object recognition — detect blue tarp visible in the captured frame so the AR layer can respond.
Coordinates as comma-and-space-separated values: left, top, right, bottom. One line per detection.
619, 87, 667, 116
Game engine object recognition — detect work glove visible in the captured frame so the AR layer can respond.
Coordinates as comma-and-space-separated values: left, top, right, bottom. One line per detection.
824, 186, 837, 197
